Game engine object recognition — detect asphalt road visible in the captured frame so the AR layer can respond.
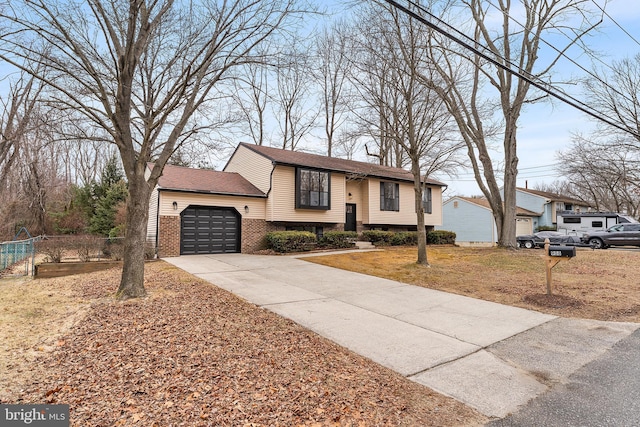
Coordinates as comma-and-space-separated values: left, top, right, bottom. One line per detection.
487, 328, 640, 426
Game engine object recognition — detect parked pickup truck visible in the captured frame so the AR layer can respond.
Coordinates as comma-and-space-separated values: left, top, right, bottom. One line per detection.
581, 223, 640, 249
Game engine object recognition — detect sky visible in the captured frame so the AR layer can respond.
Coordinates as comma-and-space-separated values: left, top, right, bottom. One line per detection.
431, 0, 640, 197
314, 0, 640, 198
2, 0, 638, 197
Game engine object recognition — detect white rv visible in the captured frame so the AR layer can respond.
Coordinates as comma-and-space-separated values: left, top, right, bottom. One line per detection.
556, 211, 638, 236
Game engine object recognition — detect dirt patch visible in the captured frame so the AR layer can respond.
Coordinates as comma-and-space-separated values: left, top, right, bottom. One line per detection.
1, 262, 486, 426
523, 293, 584, 309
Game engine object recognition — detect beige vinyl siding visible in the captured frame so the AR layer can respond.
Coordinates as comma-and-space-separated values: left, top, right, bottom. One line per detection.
147, 184, 159, 242
361, 180, 370, 224
365, 179, 443, 226
223, 144, 273, 194
425, 185, 443, 226
267, 166, 344, 223
159, 191, 266, 219
345, 180, 364, 222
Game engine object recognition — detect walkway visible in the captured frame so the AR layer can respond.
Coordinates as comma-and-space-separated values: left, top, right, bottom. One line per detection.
164, 253, 639, 419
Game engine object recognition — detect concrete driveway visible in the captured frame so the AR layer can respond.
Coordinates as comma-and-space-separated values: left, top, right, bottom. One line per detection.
164, 252, 639, 419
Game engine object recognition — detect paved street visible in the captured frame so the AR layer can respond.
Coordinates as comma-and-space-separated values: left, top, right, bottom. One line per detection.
488, 328, 640, 426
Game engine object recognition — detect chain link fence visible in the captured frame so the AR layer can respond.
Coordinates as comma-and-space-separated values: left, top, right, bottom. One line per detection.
1, 235, 157, 277
0, 236, 41, 276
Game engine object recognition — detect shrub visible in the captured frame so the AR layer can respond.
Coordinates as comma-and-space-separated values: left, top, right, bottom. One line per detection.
106, 240, 125, 260
427, 230, 456, 245
361, 230, 394, 245
74, 235, 104, 262
266, 231, 317, 253
318, 231, 357, 248
390, 231, 418, 246
36, 238, 66, 263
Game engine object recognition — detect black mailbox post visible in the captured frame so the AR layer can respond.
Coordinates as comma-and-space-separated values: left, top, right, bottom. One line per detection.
544, 239, 576, 295
548, 245, 576, 258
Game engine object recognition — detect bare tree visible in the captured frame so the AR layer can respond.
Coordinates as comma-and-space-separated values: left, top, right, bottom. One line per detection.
557, 135, 640, 217
274, 39, 319, 151
233, 54, 272, 146
1, 0, 309, 299
315, 23, 353, 157
584, 53, 640, 144
417, 0, 601, 248
349, 37, 404, 168
0, 72, 44, 188
0, 70, 73, 238
350, 2, 462, 265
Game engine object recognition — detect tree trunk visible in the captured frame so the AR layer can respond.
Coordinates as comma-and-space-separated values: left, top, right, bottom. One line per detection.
412, 158, 428, 266
116, 175, 152, 300
497, 123, 519, 248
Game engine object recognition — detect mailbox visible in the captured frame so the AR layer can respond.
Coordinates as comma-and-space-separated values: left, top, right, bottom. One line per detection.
548, 245, 576, 258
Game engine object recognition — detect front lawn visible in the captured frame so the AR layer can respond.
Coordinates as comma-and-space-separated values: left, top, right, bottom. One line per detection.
304, 246, 640, 322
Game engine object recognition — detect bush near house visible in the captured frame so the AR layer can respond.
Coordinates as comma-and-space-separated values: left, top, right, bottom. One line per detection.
361, 230, 395, 245
390, 232, 418, 246
318, 231, 357, 248
266, 231, 317, 253
427, 230, 456, 245
362, 230, 456, 246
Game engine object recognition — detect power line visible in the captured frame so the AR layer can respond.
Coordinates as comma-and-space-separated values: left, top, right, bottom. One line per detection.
590, 0, 640, 48
380, 0, 640, 139
482, 0, 639, 111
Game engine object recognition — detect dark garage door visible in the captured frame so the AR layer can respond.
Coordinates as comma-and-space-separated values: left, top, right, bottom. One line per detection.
180, 206, 240, 255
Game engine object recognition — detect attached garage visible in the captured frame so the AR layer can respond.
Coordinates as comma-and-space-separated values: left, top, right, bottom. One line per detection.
180, 206, 240, 255
515, 217, 533, 236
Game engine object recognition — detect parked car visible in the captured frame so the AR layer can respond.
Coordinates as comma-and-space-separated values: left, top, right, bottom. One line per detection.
517, 231, 583, 249
581, 223, 640, 249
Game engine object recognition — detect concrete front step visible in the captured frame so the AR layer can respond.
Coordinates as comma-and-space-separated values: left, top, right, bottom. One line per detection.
354, 241, 375, 249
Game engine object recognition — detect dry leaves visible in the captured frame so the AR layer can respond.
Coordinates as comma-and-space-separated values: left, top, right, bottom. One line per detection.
3, 262, 485, 426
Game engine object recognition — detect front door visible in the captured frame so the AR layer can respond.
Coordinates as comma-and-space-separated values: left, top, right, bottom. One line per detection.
345, 203, 357, 232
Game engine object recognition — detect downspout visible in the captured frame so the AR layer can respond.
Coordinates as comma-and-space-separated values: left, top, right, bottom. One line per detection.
155, 190, 160, 258
267, 161, 276, 222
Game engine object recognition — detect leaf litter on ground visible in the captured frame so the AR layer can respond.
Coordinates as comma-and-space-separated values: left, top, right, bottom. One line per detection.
1, 261, 486, 426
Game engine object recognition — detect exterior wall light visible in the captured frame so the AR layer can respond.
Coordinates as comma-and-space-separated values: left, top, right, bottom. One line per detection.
244, 205, 249, 214
172, 201, 178, 210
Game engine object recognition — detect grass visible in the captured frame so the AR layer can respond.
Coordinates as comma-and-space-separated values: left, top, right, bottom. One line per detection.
303, 245, 640, 322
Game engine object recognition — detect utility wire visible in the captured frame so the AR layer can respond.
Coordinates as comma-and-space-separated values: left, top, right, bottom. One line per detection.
381, 0, 640, 139
482, 0, 638, 110
590, 0, 640, 48
400, 0, 637, 132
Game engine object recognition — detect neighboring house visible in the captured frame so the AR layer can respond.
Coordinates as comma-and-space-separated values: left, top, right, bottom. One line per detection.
436, 196, 539, 246
148, 143, 447, 257
514, 188, 591, 228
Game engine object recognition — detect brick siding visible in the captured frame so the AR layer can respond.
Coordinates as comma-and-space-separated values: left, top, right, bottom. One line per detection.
158, 216, 180, 257
242, 218, 277, 253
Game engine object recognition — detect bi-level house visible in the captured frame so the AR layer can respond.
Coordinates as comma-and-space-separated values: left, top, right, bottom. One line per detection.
147, 143, 447, 256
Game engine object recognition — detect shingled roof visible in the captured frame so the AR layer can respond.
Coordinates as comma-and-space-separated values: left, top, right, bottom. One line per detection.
455, 196, 541, 216
237, 143, 447, 186
516, 187, 586, 206
153, 163, 265, 197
